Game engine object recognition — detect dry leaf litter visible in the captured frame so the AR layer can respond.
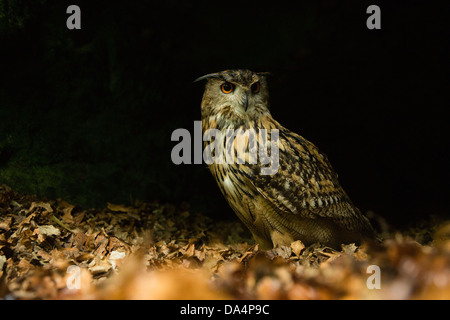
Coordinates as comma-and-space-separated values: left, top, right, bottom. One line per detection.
0, 185, 449, 299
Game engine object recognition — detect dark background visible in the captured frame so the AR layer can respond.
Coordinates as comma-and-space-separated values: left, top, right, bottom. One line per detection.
0, 0, 448, 229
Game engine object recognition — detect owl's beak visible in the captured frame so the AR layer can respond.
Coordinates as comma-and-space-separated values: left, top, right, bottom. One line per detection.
243, 93, 249, 112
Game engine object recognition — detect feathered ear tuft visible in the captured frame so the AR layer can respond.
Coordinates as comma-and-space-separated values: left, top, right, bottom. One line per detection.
257, 72, 271, 78
193, 72, 223, 83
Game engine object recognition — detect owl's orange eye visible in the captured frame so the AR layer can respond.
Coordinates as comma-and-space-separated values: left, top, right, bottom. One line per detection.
221, 82, 235, 94
251, 82, 260, 94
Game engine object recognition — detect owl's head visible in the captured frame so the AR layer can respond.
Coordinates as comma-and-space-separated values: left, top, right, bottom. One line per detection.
195, 69, 271, 124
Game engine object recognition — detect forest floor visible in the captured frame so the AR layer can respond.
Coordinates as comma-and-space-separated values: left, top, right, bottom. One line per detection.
0, 184, 449, 300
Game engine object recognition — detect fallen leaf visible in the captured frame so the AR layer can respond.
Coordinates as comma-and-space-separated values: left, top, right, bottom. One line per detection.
107, 202, 132, 212
38, 225, 61, 237
290, 240, 305, 257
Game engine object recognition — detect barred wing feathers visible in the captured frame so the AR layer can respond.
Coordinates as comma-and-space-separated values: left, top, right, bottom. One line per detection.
248, 127, 373, 234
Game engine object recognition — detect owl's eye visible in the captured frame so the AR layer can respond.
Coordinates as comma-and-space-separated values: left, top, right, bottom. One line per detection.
251, 82, 260, 94
221, 82, 235, 94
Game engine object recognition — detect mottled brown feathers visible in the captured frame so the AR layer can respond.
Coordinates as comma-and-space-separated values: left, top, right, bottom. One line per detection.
198, 69, 374, 249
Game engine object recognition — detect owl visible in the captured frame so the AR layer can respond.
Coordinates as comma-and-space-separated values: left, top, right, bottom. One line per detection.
195, 69, 374, 249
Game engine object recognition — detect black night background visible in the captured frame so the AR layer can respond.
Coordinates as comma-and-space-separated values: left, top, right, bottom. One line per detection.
1, 0, 448, 231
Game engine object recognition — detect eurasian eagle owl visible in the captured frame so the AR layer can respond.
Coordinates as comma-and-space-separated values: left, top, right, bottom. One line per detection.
196, 69, 374, 249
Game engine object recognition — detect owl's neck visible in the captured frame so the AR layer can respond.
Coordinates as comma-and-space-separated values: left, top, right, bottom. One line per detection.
202, 106, 278, 133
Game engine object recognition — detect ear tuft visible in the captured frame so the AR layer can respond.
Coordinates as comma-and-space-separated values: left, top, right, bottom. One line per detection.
193, 72, 222, 83
257, 72, 271, 78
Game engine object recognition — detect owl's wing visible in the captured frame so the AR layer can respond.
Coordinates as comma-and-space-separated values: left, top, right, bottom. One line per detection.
248, 128, 367, 231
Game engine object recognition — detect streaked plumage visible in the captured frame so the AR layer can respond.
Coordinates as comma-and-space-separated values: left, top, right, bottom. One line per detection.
196, 69, 374, 249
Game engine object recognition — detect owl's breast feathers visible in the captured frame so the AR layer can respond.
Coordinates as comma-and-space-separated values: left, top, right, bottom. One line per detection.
204, 115, 374, 248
